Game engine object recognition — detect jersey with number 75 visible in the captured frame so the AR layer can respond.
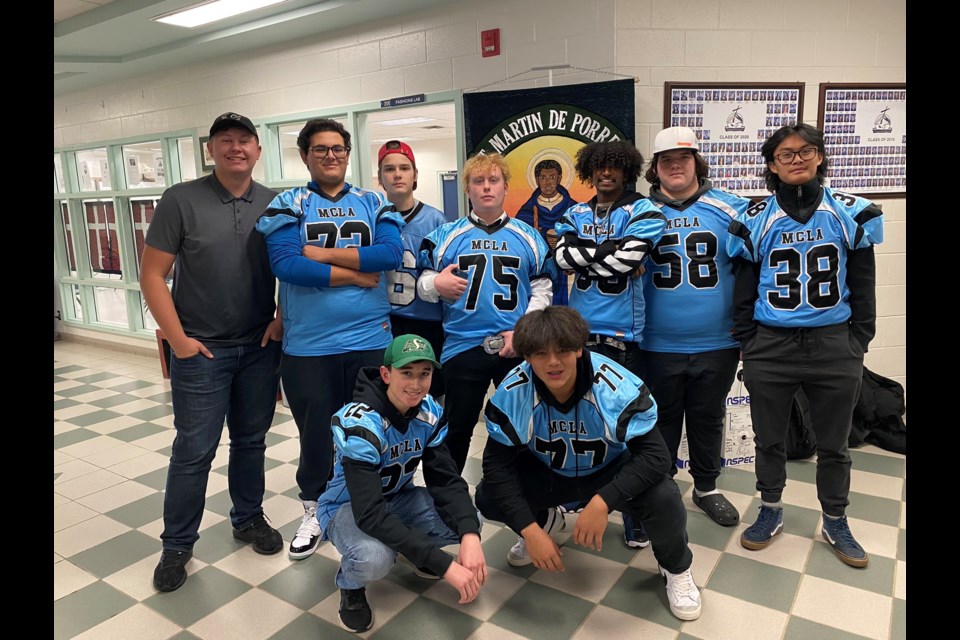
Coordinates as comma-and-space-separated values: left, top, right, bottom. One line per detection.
417, 215, 553, 362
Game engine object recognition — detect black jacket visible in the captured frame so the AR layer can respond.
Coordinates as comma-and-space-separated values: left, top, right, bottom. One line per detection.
342, 368, 480, 576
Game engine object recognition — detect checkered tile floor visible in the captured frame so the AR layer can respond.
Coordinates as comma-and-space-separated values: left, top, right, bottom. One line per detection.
54, 340, 906, 640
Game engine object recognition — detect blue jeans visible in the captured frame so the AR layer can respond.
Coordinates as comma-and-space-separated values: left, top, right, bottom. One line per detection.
326, 486, 469, 590
161, 339, 281, 551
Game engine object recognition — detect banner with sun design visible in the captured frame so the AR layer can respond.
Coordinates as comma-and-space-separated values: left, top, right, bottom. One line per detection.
463, 79, 635, 216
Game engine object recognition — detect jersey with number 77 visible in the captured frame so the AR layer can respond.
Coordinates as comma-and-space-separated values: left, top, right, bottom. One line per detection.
484, 351, 657, 477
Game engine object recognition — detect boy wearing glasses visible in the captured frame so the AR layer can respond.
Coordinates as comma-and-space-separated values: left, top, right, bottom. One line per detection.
257, 118, 403, 561
378, 140, 448, 401
728, 123, 884, 568
416, 153, 554, 473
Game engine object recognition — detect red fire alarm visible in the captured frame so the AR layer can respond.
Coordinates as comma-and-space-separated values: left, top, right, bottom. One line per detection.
481, 28, 500, 57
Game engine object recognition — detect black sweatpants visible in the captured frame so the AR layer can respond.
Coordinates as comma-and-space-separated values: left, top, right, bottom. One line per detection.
442, 345, 521, 473
741, 323, 863, 517
637, 348, 740, 492
475, 450, 693, 574
281, 350, 382, 502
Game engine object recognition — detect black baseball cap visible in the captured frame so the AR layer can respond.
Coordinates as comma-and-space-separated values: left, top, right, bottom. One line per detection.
209, 112, 258, 139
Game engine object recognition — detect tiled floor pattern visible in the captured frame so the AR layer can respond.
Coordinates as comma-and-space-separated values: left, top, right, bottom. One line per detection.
54, 340, 907, 639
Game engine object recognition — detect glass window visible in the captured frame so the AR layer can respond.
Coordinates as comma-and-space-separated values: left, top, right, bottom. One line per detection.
177, 137, 197, 181
123, 141, 166, 189
94, 286, 128, 326
83, 199, 123, 280
59, 202, 78, 277
70, 285, 83, 321
75, 148, 111, 191
55, 154, 66, 193
279, 123, 309, 181
129, 198, 161, 278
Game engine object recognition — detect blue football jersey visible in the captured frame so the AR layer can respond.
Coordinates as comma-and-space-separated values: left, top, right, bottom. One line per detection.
316, 394, 446, 533
642, 188, 750, 352
554, 198, 666, 343
257, 184, 403, 356
418, 216, 553, 362
484, 352, 658, 477
728, 187, 884, 328
387, 202, 446, 322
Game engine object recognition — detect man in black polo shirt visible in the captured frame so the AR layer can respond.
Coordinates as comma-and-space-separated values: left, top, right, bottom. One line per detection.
141, 112, 284, 593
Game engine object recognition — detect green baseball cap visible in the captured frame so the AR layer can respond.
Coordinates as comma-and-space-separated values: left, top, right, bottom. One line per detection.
383, 334, 441, 369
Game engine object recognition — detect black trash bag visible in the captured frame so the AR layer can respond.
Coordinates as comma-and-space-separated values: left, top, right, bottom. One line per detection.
853, 367, 906, 454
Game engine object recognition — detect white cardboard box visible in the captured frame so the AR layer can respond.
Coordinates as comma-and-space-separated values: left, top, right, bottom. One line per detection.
676, 362, 756, 469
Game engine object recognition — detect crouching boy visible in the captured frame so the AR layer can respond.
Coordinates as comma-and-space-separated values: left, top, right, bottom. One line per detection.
317, 334, 487, 633
474, 307, 701, 621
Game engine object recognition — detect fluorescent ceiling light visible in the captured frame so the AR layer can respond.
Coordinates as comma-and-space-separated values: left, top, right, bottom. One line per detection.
154, 0, 291, 28
378, 117, 435, 126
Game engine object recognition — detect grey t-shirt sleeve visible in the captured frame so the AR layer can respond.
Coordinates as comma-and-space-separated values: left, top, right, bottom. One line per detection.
144, 187, 185, 256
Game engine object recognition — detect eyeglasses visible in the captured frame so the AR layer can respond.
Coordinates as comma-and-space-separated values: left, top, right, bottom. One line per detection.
774, 146, 819, 164
308, 145, 350, 159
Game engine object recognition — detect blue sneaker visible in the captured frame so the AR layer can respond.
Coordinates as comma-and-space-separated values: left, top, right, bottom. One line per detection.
821, 515, 869, 568
622, 513, 649, 548
740, 505, 783, 550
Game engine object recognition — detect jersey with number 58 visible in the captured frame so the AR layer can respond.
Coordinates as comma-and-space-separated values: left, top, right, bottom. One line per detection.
727, 187, 883, 328
484, 351, 657, 477
643, 186, 750, 353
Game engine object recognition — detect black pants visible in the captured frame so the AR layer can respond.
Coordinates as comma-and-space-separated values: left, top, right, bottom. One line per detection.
442, 346, 521, 473
741, 323, 863, 517
475, 450, 693, 573
281, 350, 382, 502
390, 315, 446, 398
638, 348, 740, 492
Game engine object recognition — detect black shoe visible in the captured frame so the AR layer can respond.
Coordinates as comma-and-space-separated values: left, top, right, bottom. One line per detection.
338, 587, 373, 633
692, 491, 740, 527
153, 549, 192, 592
232, 513, 283, 555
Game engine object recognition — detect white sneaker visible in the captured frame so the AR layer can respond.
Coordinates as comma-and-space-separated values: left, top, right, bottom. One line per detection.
506, 507, 565, 567
659, 566, 702, 621
289, 500, 321, 560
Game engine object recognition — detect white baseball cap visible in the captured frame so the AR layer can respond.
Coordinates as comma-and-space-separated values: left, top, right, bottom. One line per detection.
653, 126, 699, 154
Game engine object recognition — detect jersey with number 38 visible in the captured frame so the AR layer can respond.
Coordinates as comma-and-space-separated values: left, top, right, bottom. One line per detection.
316, 394, 446, 533
728, 187, 883, 328
484, 352, 658, 477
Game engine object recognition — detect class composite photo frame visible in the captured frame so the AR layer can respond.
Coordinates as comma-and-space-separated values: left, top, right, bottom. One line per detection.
198, 136, 215, 172
817, 82, 906, 199
662, 81, 805, 199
